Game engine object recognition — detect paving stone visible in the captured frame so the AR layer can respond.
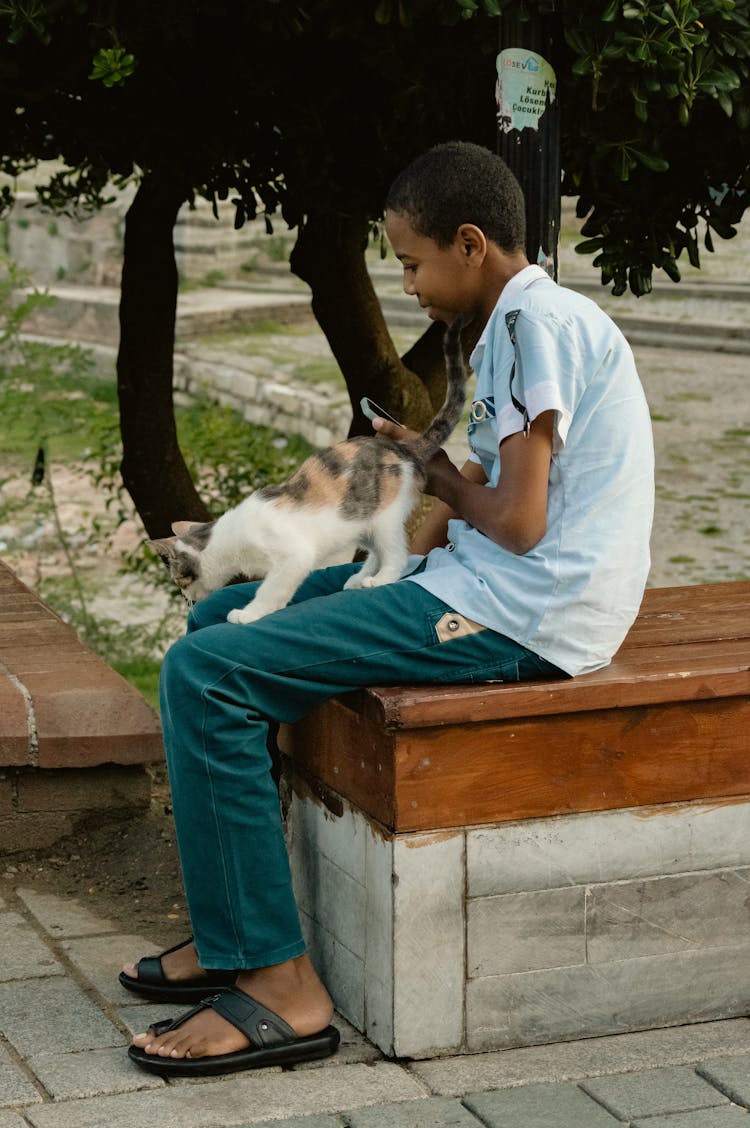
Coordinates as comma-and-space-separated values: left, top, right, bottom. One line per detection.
27, 1048, 165, 1099
22, 1062, 425, 1128
343, 1096, 482, 1126
698, 1055, 750, 1108
631, 1106, 750, 1127
15, 888, 119, 938
580, 1066, 728, 1119
0, 911, 63, 981
0, 978, 125, 1056
408, 1019, 750, 1096
235, 1119, 344, 1128
463, 1082, 621, 1127
0, 1114, 34, 1127
60, 930, 161, 1003
0, 1043, 42, 1108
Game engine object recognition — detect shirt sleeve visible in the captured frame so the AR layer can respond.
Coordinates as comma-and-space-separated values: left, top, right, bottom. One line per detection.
495, 310, 584, 451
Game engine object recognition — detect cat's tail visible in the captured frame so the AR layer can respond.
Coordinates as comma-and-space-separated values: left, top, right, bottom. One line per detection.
410, 315, 469, 462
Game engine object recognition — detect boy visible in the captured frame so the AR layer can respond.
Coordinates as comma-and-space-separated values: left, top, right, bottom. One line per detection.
124, 141, 654, 1075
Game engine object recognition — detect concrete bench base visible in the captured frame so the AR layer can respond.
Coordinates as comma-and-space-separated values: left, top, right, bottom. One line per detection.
287, 777, 750, 1059
281, 582, 750, 1058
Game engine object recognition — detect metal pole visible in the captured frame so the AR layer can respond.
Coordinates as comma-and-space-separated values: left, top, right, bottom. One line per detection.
496, 9, 562, 280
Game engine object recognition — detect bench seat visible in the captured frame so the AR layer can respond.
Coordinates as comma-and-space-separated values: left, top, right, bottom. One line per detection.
280, 582, 750, 1057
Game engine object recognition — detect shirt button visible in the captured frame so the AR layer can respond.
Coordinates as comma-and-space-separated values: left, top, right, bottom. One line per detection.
447, 542, 455, 552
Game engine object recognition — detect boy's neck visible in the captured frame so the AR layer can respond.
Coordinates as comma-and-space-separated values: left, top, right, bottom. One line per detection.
478, 247, 531, 324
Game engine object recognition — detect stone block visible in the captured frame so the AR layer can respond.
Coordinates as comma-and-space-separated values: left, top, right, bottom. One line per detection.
0, 911, 63, 981
698, 1054, 750, 1108
392, 832, 465, 1058
299, 910, 366, 1033
60, 932, 161, 1005
16, 766, 150, 813
464, 1082, 620, 1127
15, 888, 119, 938
236, 1120, 344, 1128
0, 775, 15, 815
467, 887, 585, 976
293, 842, 366, 959
466, 945, 750, 1051
26, 1048, 164, 1100
0, 978, 124, 1056
467, 800, 750, 897
579, 1065, 728, 1119
0, 1043, 42, 1108
409, 1019, 750, 1097
22, 1062, 425, 1128
587, 868, 750, 961
344, 1097, 483, 1127
0, 811, 75, 853
631, 1108, 750, 1128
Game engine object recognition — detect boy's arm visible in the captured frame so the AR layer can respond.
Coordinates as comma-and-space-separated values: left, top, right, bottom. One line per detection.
410, 459, 488, 554
374, 411, 554, 556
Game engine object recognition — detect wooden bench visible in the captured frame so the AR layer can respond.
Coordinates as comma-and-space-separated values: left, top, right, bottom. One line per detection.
280, 581, 750, 1058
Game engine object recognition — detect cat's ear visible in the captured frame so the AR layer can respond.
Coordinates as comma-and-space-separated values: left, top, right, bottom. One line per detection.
171, 520, 196, 538
147, 536, 177, 562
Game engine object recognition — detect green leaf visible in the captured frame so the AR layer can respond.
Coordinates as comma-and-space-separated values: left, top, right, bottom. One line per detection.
574, 237, 604, 254
632, 149, 669, 172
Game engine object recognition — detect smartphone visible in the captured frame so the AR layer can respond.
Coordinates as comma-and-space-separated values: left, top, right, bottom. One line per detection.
360, 397, 404, 427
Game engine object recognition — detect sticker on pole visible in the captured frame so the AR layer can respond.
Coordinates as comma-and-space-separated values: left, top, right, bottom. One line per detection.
495, 48, 556, 134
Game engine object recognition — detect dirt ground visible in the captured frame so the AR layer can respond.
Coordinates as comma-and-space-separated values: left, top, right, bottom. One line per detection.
1, 767, 191, 950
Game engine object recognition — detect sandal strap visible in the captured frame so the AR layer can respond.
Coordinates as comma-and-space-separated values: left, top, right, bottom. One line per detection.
149, 987, 297, 1048
211, 987, 297, 1047
135, 936, 194, 987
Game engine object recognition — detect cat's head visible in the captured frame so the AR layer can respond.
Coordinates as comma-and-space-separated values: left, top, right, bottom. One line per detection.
147, 520, 215, 606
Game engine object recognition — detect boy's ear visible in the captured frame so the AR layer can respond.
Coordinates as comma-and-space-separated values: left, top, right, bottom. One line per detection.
456, 223, 487, 263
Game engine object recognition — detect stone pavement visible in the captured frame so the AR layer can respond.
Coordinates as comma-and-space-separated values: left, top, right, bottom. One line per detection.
1, 885, 749, 1127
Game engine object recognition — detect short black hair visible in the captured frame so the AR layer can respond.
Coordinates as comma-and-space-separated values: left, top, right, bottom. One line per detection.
386, 141, 526, 253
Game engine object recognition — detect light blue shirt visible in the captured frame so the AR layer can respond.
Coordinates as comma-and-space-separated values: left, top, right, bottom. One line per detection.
406, 265, 655, 676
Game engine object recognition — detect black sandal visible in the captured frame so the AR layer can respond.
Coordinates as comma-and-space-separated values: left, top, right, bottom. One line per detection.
118, 936, 238, 1003
127, 985, 340, 1077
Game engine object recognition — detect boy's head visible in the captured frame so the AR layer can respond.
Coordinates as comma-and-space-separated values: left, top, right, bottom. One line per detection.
384, 141, 528, 325
385, 140, 526, 254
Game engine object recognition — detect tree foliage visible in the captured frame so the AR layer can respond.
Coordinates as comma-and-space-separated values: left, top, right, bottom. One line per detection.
1, 0, 748, 295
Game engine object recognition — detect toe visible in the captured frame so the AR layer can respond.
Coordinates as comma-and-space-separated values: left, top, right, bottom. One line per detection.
122, 962, 137, 977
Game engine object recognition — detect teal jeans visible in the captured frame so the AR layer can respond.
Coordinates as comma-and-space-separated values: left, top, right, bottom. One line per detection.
159, 563, 561, 971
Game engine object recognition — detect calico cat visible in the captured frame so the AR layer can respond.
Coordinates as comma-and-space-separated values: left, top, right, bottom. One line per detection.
149, 315, 468, 625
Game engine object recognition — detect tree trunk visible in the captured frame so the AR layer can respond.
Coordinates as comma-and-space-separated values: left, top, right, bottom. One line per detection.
289, 212, 440, 436
117, 172, 211, 537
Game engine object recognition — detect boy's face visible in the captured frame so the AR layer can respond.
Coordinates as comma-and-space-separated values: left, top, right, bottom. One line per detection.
385, 209, 482, 325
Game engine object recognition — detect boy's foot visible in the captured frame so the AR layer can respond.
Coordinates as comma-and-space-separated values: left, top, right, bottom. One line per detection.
119, 937, 238, 1003
129, 955, 335, 1073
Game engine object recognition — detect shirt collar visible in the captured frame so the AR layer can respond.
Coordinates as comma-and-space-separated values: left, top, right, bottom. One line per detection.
470, 264, 552, 370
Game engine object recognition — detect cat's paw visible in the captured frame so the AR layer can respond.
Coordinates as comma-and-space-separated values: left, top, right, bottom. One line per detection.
343, 573, 386, 591
358, 576, 382, 588
227, 606, 264, 625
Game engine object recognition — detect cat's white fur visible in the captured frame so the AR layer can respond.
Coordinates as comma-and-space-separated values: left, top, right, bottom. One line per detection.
173, 460, 418, 625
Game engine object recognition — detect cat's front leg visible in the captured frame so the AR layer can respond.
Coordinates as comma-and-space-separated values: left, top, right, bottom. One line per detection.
227, 603, 269, 626
226, 558, 313, 625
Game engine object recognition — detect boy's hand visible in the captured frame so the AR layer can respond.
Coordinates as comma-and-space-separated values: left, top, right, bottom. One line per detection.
371, 416, 457, 497
370, 416, 416, 442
